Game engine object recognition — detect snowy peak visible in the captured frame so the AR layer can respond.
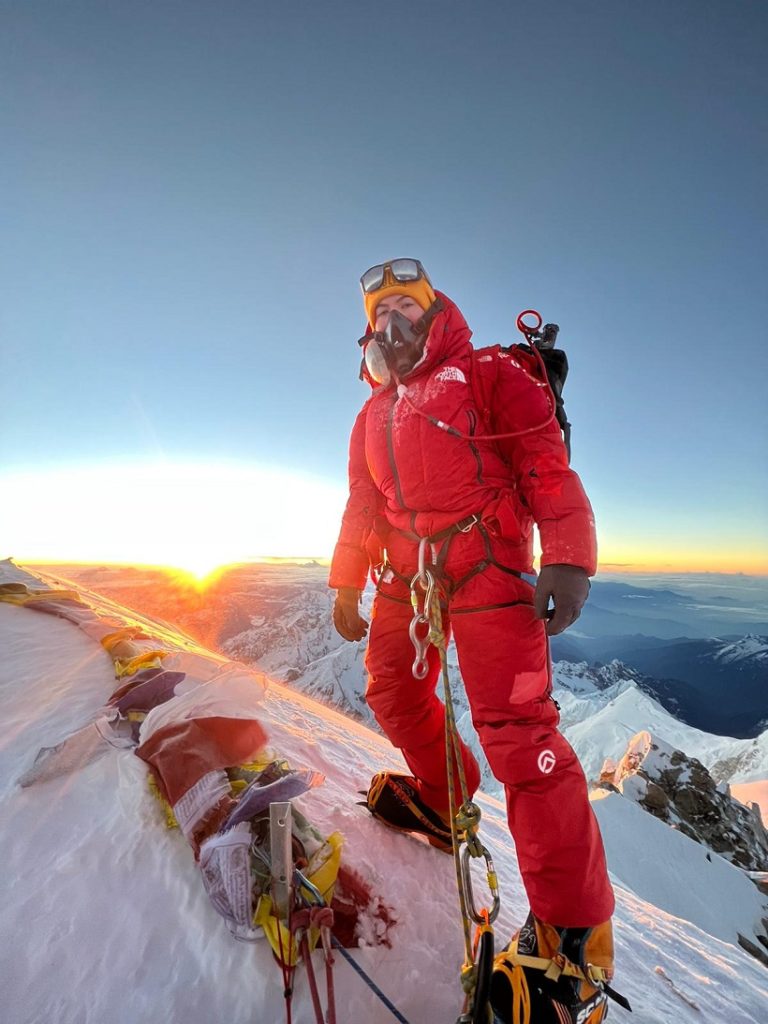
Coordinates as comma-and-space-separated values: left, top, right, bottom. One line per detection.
552, 658, 642, 694
713, 634, 768, 665
556, 668, 768, 796
4, 561, 768, 1021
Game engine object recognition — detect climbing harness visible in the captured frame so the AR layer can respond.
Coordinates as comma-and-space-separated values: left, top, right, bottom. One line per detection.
409, 537, 501, 1024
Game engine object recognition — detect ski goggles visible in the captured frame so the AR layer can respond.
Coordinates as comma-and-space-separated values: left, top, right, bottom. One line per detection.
360, 258, 432, 295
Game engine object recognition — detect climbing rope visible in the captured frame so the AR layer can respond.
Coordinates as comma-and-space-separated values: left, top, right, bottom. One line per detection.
331, 938, 412, 1024
268, 860, 339, 1024
291, 873, 415, 1024
409, 538, 501, 1023
274, 861, 414, 1024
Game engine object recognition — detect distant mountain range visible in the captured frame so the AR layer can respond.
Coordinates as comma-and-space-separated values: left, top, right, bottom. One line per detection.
573, 578, 768, 638
32, 562, 768, 746
551, 631, 768, 738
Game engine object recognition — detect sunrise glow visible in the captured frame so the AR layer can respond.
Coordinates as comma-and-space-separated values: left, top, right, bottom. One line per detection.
1, 461, 346, 577
3, 460, 765, 578
597, 541, 768, 575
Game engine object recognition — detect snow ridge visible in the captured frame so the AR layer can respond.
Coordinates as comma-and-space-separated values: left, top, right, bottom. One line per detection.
2, 563, 768, 1023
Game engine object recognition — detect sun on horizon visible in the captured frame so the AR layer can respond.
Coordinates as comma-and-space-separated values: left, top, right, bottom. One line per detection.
3, 460, 766, 581
1, 460, 346, 579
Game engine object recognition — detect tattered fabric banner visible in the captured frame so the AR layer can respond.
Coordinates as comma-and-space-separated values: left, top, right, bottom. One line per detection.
109, 669, 187, 714
136, 716, 268, 807
223, 769, 325, 830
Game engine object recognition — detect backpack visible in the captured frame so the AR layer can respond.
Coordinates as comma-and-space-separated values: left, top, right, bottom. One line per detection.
470, 332, 572, 462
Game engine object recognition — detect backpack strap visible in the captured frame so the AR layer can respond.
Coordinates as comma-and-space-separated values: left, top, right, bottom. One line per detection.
470, 344, 548, 428
470, 345, 503, 431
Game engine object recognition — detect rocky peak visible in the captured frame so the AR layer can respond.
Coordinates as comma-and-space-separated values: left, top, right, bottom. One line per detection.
602, 731, 768, 873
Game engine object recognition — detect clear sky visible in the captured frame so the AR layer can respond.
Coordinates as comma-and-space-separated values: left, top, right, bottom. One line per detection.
1, 0, 766, 575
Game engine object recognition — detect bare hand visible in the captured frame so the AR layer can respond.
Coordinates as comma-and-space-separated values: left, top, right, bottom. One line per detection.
332, 587, 369, 642
534, 564, 590, 636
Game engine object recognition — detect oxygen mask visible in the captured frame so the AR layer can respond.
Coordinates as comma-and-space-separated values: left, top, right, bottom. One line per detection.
362, 309, 427, 386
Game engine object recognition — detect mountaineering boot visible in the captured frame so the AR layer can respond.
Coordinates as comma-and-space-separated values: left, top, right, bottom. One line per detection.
364, 772, 453, 852
489, 911, 616, 1023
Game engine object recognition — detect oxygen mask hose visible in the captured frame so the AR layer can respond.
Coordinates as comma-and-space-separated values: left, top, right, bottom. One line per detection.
398, 308, 557, 440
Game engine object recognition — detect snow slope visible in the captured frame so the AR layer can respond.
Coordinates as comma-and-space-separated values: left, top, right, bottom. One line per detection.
1, 575, 767, 1023
557, 678, 768, 788
30, 562, 768, 799
591, 789, 766, 947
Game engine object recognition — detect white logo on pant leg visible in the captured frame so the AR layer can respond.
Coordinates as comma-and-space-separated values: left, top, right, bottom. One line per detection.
538, 749, 556, 774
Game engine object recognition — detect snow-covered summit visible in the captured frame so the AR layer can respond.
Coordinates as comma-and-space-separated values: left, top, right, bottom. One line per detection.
24, 558, 768, 805
3, 563, 768, 1021
557, 675, 768, 790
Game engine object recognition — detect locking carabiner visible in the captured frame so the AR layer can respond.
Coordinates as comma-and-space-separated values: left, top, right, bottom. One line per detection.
460, 844, 501, 925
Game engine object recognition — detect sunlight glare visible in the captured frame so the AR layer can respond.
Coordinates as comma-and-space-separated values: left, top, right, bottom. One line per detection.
1, 461, 346, 573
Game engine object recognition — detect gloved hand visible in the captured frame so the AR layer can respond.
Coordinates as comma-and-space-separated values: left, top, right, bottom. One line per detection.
534, 564, 590, 636
332, 587, 369, 642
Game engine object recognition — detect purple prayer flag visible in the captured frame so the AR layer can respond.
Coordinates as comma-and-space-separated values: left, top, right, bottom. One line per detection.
109, 666, 165, 703
112, 670, 186, 713
223, 769, 325, 830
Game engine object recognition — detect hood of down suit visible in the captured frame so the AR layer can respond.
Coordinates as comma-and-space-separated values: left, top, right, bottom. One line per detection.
361, 290, 517, 540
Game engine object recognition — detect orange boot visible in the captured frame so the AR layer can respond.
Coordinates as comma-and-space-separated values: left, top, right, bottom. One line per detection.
490, 912, 625, 1023
363, 772, 453, 852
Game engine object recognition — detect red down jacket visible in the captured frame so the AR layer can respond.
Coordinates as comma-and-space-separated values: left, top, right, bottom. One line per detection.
330, 291, 597, 589
330, 292, 614, 928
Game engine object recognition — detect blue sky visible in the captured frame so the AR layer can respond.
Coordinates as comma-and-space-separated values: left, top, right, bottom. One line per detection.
1, 1, 766, 571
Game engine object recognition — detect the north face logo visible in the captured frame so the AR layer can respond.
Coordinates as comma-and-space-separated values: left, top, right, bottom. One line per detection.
435, 366, 467, 384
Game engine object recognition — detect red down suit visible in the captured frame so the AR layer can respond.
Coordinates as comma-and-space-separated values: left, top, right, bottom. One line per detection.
330, 292, 614, 927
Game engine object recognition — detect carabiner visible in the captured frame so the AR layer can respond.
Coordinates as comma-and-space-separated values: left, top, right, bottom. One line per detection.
460, 844, 501, 925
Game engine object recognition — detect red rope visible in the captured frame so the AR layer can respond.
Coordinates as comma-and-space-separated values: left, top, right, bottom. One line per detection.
289, 906, 338, 1024
276, 902, 295, 1024
324, 933, 337, 1024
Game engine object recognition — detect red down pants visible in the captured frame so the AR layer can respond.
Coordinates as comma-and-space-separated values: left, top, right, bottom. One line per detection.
365, 561, 615, 928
